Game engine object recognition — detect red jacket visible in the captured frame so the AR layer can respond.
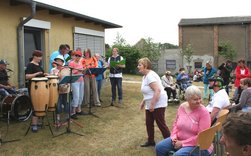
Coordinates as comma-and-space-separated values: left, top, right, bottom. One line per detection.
234, 66, 250, 87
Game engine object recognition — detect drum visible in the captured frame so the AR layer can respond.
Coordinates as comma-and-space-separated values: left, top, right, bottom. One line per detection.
59, 67, 71, 94
59, 67, 71, 78
30, 77, 49, 117
16, 88, 29, 95
0, 95, 32, 121
46, 75, 59, 111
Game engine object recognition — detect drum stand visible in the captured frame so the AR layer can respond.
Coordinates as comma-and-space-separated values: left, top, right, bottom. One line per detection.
24, 105, 54, 136
54, 68, 84, 137
0, 111, 20, 146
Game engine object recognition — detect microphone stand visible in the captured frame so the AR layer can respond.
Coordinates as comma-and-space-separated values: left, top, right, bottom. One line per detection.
85, 68, 99, 118
54, 67, 83, 137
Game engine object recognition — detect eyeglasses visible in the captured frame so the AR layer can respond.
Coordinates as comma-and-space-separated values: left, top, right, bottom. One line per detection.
75, 55, 81, 57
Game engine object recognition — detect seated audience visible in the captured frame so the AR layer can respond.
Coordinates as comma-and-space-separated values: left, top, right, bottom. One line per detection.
230, 78, 251, 112
161, 71, 178, 102
176, 68, 191, 91
155, 85, 212, 156
206, 76, 230, 124
220, 112, 251, 156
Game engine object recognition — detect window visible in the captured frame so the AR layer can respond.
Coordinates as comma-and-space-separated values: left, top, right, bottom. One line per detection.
194, 62, 202, 69
166, 60, 176, 69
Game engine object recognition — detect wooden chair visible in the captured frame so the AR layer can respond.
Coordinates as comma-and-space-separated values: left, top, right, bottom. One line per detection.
189, 122, 220, 156
214, 109, 229, 155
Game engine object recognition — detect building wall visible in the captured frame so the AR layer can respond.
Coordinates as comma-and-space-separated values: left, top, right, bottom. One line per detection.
157, 49, 182, 75
181, 26, 214, 56
0, 0, 105, 86
218, 25, 247, 61
180, 23, 251, 68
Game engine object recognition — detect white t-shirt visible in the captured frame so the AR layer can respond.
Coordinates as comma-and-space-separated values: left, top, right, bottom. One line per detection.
206, 89, 230, 113
141, 70, 167, 110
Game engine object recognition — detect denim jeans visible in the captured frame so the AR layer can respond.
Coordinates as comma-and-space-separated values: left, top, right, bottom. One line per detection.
71, 81, 84, 108
155, 137, 210, 156
203, 84, 214, 99
110, 77, 122, 101
96, 79, 103, 98
56, 93, 68, 114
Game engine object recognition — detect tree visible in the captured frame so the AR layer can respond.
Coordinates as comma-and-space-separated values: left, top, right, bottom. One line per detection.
180, 44, 194, 74
218, 41, 237, 61
113, 32, 127, 46
135, 38, 161, 58
180, 44, 193, 65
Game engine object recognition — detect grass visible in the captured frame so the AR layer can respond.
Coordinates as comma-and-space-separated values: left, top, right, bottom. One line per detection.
0, 75, 211, 156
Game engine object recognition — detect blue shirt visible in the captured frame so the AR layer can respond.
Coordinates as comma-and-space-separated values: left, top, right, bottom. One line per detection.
96, 60, 104, 81
49, 50, 69, 72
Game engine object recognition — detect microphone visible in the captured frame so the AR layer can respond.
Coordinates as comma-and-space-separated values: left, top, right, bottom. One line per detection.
6, 68, 13, 72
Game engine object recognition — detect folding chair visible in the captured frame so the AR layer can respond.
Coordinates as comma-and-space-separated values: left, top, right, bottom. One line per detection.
214, 109, 229, 155
189, 122, 220, 156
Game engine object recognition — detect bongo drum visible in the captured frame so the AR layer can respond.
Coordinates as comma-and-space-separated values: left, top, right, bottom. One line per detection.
30, 77, 49, 117
58, 67, 71, 94
46, 75, 59, 111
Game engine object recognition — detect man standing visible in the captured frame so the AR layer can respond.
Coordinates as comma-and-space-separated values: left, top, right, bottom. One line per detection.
0, 59, 15, 97
206, 76, 230, 124
49, 44, 69, 72
218, 60, 233, 95
203, 61, 217, 99
108, 48, 125, 105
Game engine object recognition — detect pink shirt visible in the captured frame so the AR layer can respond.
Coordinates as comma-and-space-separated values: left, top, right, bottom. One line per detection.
171, 104, 213, 152
68, 59, 83, 82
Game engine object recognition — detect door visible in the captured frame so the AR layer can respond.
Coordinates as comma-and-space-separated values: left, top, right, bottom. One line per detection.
24, 27, 44, 67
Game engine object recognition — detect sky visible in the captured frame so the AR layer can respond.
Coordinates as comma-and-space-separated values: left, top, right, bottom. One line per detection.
36, 0, 251, 46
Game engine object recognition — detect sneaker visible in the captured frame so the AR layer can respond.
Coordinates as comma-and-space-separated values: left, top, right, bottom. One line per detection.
118, 100, 122, 104
111, 101, 114, 106
174, 98, 179, 102
95, 103, 101, 107
76, 111, 88, 115
168, 99, 173, 102
31, 125, 38, 133
70, 114, 78, 119
140, 141, 155, 147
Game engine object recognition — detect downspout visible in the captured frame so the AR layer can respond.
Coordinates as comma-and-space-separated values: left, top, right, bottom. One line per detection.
17, 1, 36, 88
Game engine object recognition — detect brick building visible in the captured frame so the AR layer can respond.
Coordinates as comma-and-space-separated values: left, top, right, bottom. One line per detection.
179, 16, 251, 70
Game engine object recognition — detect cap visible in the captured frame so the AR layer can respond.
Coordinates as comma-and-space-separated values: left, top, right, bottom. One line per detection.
206, 60, 212, 66
208, 76, 224, 88
0, 59, 9, 65
75, 51, 82, 57
54, 55, 65, 63
165, 71, 171, 76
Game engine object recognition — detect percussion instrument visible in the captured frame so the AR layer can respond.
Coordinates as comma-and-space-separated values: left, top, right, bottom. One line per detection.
30, 77, 49, 117
59, 67, 71, 78
46, 75, 59, 111
16, 88, 29, 95
0, 94, 32, 121
59, 67, 71, 94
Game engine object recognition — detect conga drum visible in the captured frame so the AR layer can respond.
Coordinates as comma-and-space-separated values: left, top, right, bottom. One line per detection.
30, 77, 49, 117
58, 67, 71, 94
46, 75, 59, 111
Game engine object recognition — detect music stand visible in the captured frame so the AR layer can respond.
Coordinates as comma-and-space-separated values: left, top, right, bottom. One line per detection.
54, 74, 84, 137
85, 68, 106, 117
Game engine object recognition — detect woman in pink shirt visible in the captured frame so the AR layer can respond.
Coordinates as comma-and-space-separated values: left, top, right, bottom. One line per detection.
68, 51, 84, 119
155, 85, 212, 156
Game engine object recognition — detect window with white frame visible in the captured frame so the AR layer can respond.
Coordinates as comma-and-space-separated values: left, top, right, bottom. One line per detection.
166, 60, 176, 69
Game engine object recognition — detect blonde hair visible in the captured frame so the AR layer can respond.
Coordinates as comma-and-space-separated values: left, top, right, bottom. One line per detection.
138, 57, 152, 70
